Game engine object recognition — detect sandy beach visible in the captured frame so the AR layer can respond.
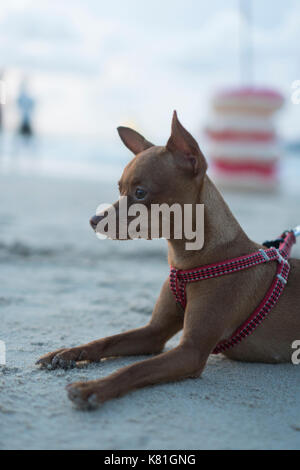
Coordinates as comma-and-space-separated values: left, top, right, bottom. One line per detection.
1, 168, 300, 450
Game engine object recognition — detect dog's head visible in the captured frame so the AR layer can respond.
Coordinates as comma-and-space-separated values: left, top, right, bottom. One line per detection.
90, 111, 207, 241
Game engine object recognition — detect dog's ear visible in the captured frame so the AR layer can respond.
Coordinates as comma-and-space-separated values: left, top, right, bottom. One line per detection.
117, 127, 154, 155
166, 111, 207, 176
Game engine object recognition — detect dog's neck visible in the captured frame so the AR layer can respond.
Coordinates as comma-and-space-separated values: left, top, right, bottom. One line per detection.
167, 176, 256, 270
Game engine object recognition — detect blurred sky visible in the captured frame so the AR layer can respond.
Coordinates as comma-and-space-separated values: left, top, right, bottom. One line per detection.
1, 0, 300, 144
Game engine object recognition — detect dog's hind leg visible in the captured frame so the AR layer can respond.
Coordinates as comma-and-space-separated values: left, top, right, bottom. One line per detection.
36, 279, 183, 369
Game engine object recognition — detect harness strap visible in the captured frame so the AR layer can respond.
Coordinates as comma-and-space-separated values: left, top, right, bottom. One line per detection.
169, 229, 297, 355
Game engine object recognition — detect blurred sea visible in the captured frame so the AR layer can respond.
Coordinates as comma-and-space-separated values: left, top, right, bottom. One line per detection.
0, 132, 300, 195
0, 133, 126, 183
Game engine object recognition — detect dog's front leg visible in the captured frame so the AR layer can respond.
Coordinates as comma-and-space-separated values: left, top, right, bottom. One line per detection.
37, 279, 183, 369
66, 297, 222, 409
67, 344, 204, 409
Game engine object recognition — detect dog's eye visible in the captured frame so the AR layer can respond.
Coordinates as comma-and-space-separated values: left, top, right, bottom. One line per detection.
135, 188, 147, 200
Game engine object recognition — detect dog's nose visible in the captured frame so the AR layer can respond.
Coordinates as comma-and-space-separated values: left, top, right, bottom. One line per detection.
90, 215, 103, 231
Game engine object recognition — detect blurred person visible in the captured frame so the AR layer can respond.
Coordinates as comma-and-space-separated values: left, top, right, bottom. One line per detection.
17, 78, 35, 141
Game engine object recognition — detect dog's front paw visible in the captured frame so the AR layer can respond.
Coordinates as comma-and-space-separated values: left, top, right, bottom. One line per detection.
66, 380, 103, 410
36, 347, 87, 370
36, 348, 67, 369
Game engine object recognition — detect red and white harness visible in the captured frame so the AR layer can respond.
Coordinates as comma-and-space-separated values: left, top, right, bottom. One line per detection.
170, 227, 299, 355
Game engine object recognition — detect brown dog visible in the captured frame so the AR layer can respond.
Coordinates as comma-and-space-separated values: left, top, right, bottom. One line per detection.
37, 112, 300, 409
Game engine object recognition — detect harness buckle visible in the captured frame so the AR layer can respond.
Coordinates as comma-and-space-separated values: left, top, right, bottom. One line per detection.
277, 273, 287, 285
259, 249, 270, 261
275, 249, 289, 265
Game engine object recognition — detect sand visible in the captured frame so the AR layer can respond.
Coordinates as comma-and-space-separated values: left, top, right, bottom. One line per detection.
1, 172, 300, 450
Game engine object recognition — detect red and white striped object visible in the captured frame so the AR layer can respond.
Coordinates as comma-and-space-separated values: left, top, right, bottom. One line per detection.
206, 87, 284, 190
